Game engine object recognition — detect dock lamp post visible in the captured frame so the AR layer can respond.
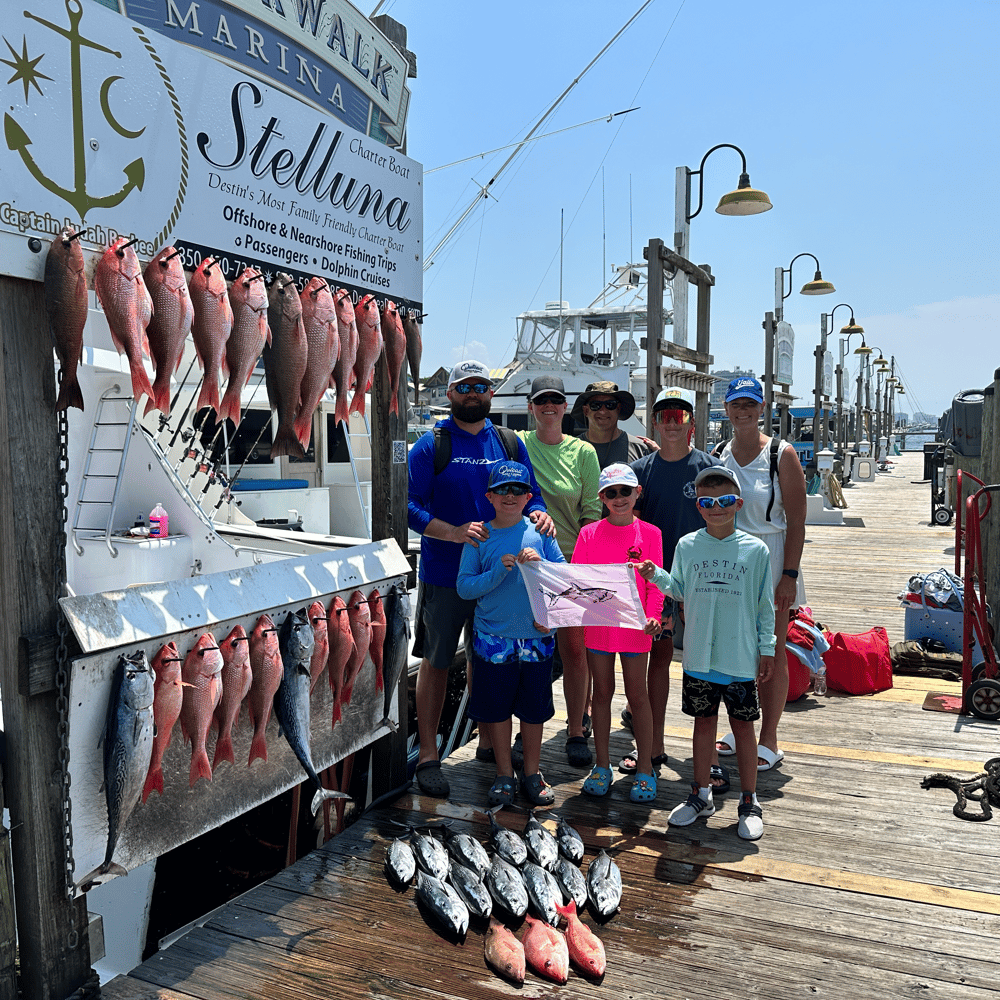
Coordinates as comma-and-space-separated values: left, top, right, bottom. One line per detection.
852, 337, 873, 454
819, 304, 862, 453
828, 308, 865, 450
872, 352, 892, 458
765, 252, 835, 435
672, 143, 772, 349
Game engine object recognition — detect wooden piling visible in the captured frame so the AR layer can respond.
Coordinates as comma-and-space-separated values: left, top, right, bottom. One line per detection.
0, 762, 17, 1000
0, 276, 92, 998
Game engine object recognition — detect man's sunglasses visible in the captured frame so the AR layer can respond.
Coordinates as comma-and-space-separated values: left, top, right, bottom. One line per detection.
696, 494, 739, 509
531, 394, 566, 406
491, 484, 530, 496
601, 486, 634, 499
586, 399, 620, 411
655, 408, 692, 424
453, 382, 492, 395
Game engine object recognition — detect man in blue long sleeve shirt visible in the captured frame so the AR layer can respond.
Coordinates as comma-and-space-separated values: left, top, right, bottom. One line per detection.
407, 360, 553, 796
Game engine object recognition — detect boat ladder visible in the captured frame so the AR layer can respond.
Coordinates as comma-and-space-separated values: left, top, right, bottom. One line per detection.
71, 384, 137, 557
345, 412, 372, 538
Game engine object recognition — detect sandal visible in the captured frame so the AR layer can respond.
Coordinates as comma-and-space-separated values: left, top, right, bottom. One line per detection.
415, 760, 450, 798
565, 736, 593, 768
487, 774, 517, 807
716, 732, 737, 756
619, 752, 668, 775
521, 772, 555, 807
709, 764, 731, 795
630, 771, 657, 803
582, 766, 613, 797
581, 713, 593, 739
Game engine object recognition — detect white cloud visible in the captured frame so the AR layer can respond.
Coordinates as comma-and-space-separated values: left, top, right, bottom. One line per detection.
450, 341, 491, 369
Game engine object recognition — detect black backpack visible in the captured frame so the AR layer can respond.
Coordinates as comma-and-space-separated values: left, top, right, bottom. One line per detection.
432, 424, 520, 475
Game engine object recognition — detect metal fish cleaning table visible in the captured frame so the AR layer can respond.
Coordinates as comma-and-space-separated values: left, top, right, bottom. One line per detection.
102, 454, 1000, 999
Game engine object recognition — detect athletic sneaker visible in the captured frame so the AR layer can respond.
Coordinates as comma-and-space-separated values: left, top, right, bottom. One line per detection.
667, 783, 715, 827
737, 792, 764, 840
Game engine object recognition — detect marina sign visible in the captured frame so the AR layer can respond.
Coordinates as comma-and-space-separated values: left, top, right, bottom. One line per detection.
111, 0, 411, 147
1, 0, 423, 310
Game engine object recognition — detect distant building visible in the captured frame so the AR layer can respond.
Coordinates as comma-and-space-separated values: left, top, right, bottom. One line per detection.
911, 410, 936, 425
420, 366, 450, 408
710, 366, 758, 409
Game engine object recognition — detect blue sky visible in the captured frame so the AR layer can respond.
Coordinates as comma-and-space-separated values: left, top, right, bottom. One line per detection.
388, 0, 997, 419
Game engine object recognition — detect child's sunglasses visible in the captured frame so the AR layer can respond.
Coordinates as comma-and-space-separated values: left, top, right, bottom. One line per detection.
491, 484, 530, 496
655, 407, 692, 424
586, 399, 620, 411
696, 494, 739, 509
453, 381, 492, 394
601, 486, 634, 499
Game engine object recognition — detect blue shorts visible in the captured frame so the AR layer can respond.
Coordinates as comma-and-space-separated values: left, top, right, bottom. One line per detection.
468, 635, 555, 725
587, 648, 643, 659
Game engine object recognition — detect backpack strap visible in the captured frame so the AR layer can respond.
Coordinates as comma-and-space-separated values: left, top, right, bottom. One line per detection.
433, 423, 519, 475
765, 435, 781, 522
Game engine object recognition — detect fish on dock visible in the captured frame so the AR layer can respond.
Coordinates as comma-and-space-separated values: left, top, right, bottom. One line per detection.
555, 899, 606, 978
554, 813, 585, 863
414, 870, 469, 938
523, 809, 559, 870
384, 837, 416, 887
484, 916, 525, 984
521, 913, 569, 984
78, 650, 155, 889
142, 642, 184, 802
273, 608, 350, 814
586, 849, 622, 919
44, 225, 88, 412
484, 855, 528, 918
440, 825, 491, 880
486, 808, 527, 867
408, 826, 449, 880
447, 859, 492, 920
553, 857, 588, 910
522, 861, 561, 926
143, 245, 194, 416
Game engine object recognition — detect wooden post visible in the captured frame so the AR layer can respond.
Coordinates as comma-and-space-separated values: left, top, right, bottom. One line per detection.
0, 276, 92, 999
368, 336, 409, 798
694, 264, 712, 452
645, 239, 664, 438
0, 762, 17, 1000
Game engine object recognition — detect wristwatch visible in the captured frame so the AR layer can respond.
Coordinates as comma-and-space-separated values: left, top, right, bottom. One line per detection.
782, 569, 799, 579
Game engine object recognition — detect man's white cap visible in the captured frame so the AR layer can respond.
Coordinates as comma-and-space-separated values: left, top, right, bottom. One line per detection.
448, 360, 493, 387
598, 463, 639, 492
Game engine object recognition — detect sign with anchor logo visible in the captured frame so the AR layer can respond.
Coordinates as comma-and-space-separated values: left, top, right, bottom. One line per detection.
1, 0, 423, 315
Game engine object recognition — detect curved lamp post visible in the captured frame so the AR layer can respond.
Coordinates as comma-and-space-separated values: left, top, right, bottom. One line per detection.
821, 304, 864, 451
765, 253, 835, 437
665, 143, 771, 439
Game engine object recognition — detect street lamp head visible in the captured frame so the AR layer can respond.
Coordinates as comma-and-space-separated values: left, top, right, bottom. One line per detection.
840, 319, 864, 335
715, 173, 773, 216
685, 143, 772, 221
800, 270, 836, 295
853, 339, 872, 355
781, 252, 835, 300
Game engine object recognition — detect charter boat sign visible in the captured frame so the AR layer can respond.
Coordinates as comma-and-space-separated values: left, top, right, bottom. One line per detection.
0, 0, 423, 311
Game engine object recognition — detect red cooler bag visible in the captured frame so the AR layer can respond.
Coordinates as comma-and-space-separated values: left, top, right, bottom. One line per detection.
822, 627, 893, 694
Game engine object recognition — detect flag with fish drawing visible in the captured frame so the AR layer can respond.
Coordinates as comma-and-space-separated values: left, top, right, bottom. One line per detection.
518, 562, 645, 630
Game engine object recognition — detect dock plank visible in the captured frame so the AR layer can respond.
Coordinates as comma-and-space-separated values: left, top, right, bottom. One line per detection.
103, 455, 1000, 999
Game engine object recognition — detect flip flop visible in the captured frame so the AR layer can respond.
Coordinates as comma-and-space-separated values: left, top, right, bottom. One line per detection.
709, 763, 731, 795
757, 745, 785, 772
618, 752, 668, 775
415, 760, 450, 797
716, 733, 737, 756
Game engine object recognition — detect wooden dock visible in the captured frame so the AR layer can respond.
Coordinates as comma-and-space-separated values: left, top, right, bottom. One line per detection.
102, 452, 1000, 999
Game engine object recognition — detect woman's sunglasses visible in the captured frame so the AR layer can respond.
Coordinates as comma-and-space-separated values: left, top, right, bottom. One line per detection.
491, 484, 530, 496
696, 494, 739, 509
453, 382, 491, 395
601, 486, 634, 499
531, 394, 566, 406
586, 399, 620, 411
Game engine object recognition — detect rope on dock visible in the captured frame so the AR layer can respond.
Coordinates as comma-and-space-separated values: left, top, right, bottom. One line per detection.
921, 757, 1000, 821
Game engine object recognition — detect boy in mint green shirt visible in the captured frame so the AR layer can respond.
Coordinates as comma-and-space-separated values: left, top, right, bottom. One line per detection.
637, 466, 775, 841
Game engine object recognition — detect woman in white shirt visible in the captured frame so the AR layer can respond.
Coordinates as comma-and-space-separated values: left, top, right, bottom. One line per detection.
716, 377, 806, 772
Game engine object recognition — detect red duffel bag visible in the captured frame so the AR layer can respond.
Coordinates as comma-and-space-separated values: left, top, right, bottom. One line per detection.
822, 627, 893, 694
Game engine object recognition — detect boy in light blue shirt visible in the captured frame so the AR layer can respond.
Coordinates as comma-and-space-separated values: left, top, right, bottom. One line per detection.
457, 462, 565, 809
637, 466, 775, 840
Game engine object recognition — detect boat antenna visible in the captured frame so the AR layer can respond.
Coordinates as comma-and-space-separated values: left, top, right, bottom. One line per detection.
559, 208, 564, 338
422, 0, 654, 272
602, 167, 606, 307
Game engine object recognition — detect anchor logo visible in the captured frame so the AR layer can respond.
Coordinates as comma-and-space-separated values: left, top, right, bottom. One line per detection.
3, 0, 145, 219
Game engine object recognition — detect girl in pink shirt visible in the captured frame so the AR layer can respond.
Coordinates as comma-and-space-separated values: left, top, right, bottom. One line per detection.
571, 464, 664, 802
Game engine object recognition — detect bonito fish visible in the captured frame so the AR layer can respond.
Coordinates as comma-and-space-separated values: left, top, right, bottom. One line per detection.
188, 256, 233, 416
332, 287, 359, 427
273, 609, 350, 814
220, 266, 270, 426
586, 849, 622, 918
554, 813, 585, 863
350, 293, 382, 417
293, 277, 339, 451
415, 870, 469, 938
380, 299, 407, 416
403, 310, 422, 407
78, 650, 155, 889
94, 237, 154, 404
212, 625, 252, 768
447, 859, 492, 920
43, 226, 88, 412
487, 809, 527, 867
179, 633, 223, 787
247, 614, 282, 765
378, 582, 411, 731
553, 857, 588, 910
522, 861, 561, 926
384, 836, 416, 886
143, 246, 194, 416
142, 641, 184, 802
524, 809, 559, 871
265, 273, 307, 459
484, 855, 528, 918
